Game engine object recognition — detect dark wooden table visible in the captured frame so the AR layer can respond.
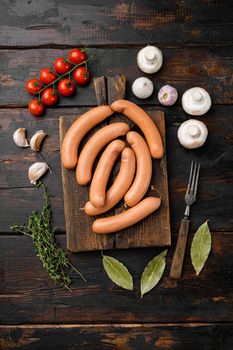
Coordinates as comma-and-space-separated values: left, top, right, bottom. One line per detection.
0, 1, 233, 349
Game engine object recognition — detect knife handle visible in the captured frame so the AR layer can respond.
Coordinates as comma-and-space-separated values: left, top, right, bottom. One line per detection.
170, 219, 190, 279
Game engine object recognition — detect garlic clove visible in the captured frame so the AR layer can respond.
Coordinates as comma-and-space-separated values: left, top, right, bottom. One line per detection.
137, 45, 163, 74
158, 85, 178, 106
132, 77, 154, 99
177, 119, 208, 149
182, 87, 211, 116
28, 162, 49, 185
13, 128, 29, 148
30, 130, 48, 152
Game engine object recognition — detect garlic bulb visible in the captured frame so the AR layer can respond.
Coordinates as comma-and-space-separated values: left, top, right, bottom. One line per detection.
182, 87, 211, 116
13, 128, 29, 148
30, 130, 48, 152
137, 45, 163, 74
158, 85, 178, 106
132, 77, 154, 99
177, 119, 208, 149
28, 162, 49, 185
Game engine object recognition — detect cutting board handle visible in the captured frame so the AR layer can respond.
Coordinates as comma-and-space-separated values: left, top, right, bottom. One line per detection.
93, 75, 126, 106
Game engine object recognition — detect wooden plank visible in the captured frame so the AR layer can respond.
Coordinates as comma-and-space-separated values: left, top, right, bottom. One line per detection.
0, 47, 232, 107
107, 75, 126, 104
114, 111, 171, 249
59, 108, 170, 251
59, 115, 114, 252
0, 233, 233, 324
0, 323, 232, 350
93, 76, 107, 106
0, 106, 232, 233
0, 1, 232, 47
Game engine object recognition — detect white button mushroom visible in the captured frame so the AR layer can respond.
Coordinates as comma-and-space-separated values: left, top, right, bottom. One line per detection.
137, 45, 163, 74
132, 77, 154, 99
182, 87, 211, 116
177, 119, 208, 149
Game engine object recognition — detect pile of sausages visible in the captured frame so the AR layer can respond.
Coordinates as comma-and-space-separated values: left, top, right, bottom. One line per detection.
61, 100, 164, 234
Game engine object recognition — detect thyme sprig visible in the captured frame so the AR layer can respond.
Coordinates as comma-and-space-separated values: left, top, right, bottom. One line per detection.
11, 182, 85, 291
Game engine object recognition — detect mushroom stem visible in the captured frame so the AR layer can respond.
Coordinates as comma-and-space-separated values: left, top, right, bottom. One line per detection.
191, 90, 202, 102
187, 125, 201, 138
145, 49, 156, 62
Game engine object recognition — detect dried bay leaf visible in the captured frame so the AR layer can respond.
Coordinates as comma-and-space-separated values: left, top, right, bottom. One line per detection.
191, 221, 212, 276
140, 249, 167, 298
102, 254, 133, 290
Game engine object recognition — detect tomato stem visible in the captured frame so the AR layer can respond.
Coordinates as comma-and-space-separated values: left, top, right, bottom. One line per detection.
35, 54, 95, 95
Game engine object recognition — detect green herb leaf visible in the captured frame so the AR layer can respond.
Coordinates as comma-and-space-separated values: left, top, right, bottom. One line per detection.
11, 182, 85, 290
102, 254, 133, 290
191, 221, 211, 276
140, 250, 167, 298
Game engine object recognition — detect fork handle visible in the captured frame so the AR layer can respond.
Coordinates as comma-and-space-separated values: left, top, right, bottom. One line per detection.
170, 219, 190, 279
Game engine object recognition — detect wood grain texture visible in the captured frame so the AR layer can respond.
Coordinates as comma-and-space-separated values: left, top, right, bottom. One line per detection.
59, 109, 170, 251
170, 219, 190, 279
93, 76, 107, 106
0, 233, 233, 324
59, 115, 114, 252
107, 75, 126, 104
0, 0, 232, 47
0, 323, 232, 350
0, 47, 232, 107
0, 0, 232, 344
1, 106, 232, 233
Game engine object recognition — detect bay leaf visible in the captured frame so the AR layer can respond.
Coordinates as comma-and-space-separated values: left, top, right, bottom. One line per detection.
102, 254, 133, 290
191, 221, 212, 276
140, 249, 167, 298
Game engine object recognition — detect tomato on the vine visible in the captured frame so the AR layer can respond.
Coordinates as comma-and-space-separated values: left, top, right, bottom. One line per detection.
68, 48, 87, 65
28, 99, 45, 116
41, 87, 59, 106
40, 68, 57, 85
25, 79, 42, 95
54, 57, 71, 74
58, 78, 75, 96
73, 66, 90, 86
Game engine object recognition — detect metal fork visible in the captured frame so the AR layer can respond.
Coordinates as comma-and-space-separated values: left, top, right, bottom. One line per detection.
170, 161, 201, 279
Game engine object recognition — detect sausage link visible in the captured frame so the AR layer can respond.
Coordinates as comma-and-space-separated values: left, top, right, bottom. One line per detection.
111, 99, 164, 159
61, 106, 113, 169
76, 122, 129, 185
92, 197, 161, 234
124, 131, 152, 207
85, 147, 136, 215
90, 140, 125, 208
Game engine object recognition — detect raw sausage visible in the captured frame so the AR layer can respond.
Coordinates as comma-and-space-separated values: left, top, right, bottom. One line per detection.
124, 131, 152, 207
85, 147, 136, 215
90, 140, 125, 208
61, 106, 113, 169
76, 122, 129, 185
92, 197, 161, 234
111, 99, 164, 159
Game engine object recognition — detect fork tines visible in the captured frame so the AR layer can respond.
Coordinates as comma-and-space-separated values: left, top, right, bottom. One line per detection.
186, 161, 201, 197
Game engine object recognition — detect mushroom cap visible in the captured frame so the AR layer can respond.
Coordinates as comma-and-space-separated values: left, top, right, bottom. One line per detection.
177, 119, 208, 149
132, 77, 154, 99
182, 87, 211, 116
137, 45, 163, 74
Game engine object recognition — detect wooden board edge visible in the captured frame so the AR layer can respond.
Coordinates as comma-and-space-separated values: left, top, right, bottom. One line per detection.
59, 116, 76, 252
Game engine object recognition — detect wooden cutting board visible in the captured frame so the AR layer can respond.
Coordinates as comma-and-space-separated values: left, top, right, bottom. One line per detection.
59, 76, 171, 252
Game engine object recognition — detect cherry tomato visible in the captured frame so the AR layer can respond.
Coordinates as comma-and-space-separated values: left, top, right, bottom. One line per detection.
54, 57, 71, 74
68, 48, 87, 65
40, 68, 57, 85
25, 79, 42, 95
28, 99, 45, 116
58, 78, 75, 96
73, 66, 90, 86
41, 87, 59, 106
